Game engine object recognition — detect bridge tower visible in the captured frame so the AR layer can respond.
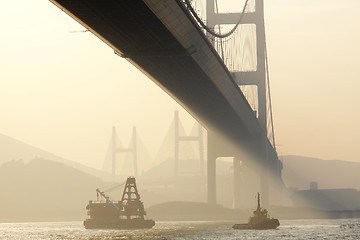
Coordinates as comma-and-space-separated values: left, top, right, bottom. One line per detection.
111, 126, 138, 178
206, 0, 271, 206
174, 110, 205, 177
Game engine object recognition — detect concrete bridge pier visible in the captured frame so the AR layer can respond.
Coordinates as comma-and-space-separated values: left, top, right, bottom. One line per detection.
207, 131, 273, 208
260, 136, 270, 207
233, 157, 242, 209
207, 131, 219, 205
207, 131, 249, 207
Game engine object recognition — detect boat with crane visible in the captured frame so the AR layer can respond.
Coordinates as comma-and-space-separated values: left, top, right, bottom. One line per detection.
84, 177, 155, 229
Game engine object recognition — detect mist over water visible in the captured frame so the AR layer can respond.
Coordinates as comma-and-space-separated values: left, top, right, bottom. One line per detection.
1, 219, 359, 240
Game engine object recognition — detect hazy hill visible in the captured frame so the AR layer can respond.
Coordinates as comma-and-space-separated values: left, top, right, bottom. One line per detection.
146, 201, 360, 220
0, 133, 110, 180
0, 158, 104, 222
142, 158, 232, 179
147, 201, 246, 221
281, 155, 360, 190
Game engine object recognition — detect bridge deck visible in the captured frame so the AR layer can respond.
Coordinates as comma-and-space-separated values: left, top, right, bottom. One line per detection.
50, 0, 276, 163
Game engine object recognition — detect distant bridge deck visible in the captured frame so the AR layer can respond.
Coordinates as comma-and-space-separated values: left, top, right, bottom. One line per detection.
50, 0, 278, 169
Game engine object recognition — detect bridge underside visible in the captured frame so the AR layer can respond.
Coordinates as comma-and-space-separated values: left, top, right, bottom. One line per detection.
50, 0, 280, 169
52, 0, 261, 147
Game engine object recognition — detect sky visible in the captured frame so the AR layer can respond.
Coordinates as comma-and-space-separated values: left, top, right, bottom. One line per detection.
0, 0, 360, 169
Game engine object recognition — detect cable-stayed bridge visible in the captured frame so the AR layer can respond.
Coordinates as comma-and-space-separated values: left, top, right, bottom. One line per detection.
50, 0, 283, 206
104, 111, 205, 179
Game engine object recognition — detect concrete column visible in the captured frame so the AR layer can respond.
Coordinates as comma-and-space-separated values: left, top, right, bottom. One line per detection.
207, 132, 217, 204
206, 0, 215, 27
112, 126, 116, 178
133, 126, 138, 177
233, 157, 242, 208
260, 137, 269, 207
255, 0, 270, 206
174, 110, 179, 177
198, 125, 205, 176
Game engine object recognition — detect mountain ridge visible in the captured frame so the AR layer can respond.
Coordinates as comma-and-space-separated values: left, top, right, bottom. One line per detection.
281, 155, 360, 190
0, 133, 111, 179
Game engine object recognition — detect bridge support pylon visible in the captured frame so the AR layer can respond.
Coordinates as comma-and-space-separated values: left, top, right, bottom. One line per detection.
111, 126, 138, 179
233, 157, 242, 208
206, 0, 275, 207
174, 111, 205, 177
207, 131, 218, 205
207, 131, 247, 206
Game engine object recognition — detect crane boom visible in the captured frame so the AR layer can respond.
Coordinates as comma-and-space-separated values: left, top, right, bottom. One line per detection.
96, 188, 120, 210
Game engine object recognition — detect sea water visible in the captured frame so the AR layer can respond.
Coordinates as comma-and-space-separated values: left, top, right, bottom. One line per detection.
0, 218, 359, 239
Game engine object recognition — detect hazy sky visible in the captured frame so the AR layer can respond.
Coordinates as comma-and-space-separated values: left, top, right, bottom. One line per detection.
1, 0, 360, 169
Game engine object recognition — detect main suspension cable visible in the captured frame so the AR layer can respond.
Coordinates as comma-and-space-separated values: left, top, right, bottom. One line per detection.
184, 0, 250, 38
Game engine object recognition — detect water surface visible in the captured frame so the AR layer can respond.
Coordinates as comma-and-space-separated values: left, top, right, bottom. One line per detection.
1, 218, 359, 239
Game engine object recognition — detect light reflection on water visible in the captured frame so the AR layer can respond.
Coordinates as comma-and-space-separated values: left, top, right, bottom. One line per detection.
0, 219, 359, 240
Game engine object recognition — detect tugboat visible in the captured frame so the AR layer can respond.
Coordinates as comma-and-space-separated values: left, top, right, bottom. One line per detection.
232, 192, 280, 230
84, 177, 155, 229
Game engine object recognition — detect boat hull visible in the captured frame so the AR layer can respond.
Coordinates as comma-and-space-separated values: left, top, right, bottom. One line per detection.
232, 218, 280, 230
84, 218, 155, 229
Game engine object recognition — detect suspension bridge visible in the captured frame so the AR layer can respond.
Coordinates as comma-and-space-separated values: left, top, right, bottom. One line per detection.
50, 0, 283, 206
